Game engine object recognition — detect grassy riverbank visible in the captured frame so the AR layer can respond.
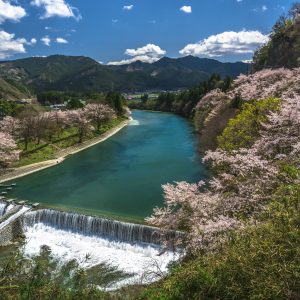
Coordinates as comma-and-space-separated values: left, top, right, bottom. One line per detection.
14, 116, 128, 167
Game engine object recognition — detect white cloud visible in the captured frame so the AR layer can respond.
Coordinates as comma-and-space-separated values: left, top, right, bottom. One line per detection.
41, 35, 51, 46
56, 37, 68, 43
180, 30, 269, 58
252, 5, 268, 12
242, 59, 253, 63
125, 44, 166, 57
123, 5, 133, 10
29, 38, 37, 45
0, 0, 26, 24
0, 30, 27, 59
108, 43, 166, 65
31, 0, 81, 20
180, 6, 192, 13
107, 55, 159, 65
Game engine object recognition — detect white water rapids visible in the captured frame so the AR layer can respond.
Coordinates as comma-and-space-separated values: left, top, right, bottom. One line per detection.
129, 119, 140, 126
0, 202, 6, 216
22, 210, 181, 289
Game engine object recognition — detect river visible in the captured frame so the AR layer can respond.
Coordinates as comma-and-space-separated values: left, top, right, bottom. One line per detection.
8, 110, 206, 221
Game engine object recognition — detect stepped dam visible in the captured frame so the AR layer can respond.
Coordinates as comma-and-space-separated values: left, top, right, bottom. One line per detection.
23, 209, 182, 245
0, 206, 182, 288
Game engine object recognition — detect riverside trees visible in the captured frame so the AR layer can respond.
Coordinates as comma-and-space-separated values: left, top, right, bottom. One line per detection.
144, 68, 300, 298
147, 68, 300, 254
0, 103, 117, 167
0, 132, 20, 168
85, 103, 115, 132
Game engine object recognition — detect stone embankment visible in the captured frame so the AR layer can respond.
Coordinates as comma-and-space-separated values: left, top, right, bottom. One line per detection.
0, 205, 26, 246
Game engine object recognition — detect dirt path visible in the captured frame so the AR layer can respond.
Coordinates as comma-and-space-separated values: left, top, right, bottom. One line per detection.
0, 119, 130, 183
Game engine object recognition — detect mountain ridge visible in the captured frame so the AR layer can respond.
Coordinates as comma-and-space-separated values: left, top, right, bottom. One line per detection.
0, 55, 249, 94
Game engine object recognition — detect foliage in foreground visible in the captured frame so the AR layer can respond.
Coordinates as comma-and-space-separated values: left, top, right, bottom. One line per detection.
145, 55, 300, 298
142, 183, 300, 300
0, 245, 132, 300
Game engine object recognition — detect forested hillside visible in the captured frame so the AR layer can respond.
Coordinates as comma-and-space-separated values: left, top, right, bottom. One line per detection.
143, 68, 300, 300
141, 4, 300, 299
253, 3, 300, 70
0, 77, 31, 101
128, 74, 232, 118
0, 55, 247, 93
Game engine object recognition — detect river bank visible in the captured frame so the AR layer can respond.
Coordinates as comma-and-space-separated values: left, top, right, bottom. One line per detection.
0, 118, 130, 183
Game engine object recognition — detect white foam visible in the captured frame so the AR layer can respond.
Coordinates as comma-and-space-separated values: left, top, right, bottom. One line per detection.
0, 202, 6, 216
5, 204, 14, 213
129, 119, 140, 126
0, 206, 30, 230
23, 223, 180, 289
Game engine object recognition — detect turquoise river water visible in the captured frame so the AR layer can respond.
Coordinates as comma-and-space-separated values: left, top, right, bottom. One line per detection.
8, 111, 206, 220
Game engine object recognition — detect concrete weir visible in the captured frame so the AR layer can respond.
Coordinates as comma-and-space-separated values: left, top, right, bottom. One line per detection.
0, 205, 183, 288
21, 209, 182, 288
0, 200, 33, 246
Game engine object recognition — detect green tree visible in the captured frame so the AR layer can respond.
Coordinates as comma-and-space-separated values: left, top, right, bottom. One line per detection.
66, 98, 84, 110
218, 98, 281, 151
0, 246, 131, 299
0, 100, 17, 116
105, 92, 125, 115
141, 93, 149, 104
253, 3, 300, 70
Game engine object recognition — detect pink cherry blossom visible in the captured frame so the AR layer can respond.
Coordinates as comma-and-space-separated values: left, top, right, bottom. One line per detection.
148, 70, 300, 253
0, 132, 20, 167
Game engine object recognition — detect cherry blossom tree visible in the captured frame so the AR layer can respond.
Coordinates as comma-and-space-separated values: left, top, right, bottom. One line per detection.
196, 89, 226, 110
0, 132, 20, 168
17, 110, 38, 150
34, 113, 52, 145
66, 109, 92, 143
0, 116, 20, 137
45, 110, 69, 141
148, 69, 300, 254
84, 103, 115, 131
229, 68, 298, 101
254, 97, 300, 161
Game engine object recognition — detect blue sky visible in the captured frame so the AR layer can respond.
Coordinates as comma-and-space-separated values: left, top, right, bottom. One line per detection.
0, 0, 294, 64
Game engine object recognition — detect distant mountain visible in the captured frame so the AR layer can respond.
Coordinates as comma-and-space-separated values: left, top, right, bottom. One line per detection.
153, 56, 248, 77
0, 55, 249, 93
